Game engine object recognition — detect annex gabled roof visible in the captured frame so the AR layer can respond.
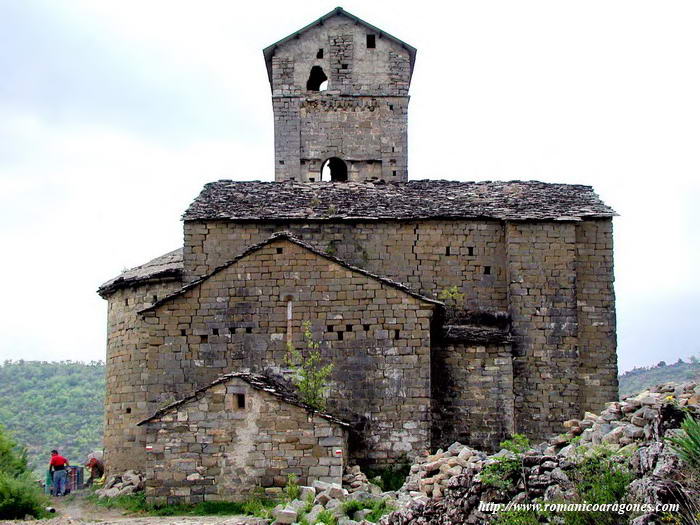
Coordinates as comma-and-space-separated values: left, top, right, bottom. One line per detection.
183, 180, 616, 223
137, 372, 350, 428
97, 248, 183, 298
263, 7, 417, 86
138, 232, 442, 315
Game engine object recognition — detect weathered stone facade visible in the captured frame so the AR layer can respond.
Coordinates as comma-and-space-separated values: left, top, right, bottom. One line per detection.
98, 7, 618, 499
265, 8, 414, 182
139, 373, 348, 504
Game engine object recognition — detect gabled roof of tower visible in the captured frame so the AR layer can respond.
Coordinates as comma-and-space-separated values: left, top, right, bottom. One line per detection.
263, 7, 417, 85
138, 231, 442, 315
97, 248, 183, 298
183, 180, 616, 223
137, 372, 351, 428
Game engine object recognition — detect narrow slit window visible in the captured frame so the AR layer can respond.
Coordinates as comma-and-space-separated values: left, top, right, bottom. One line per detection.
125, 407, 131, 414
213, 328, 219, 336
445, 246, 451, 256
125, 298, 129, 306
341, 63, 348, 70
389, 104, 394, 111
327, 325, 334, 332
276, 247, 283, 254
366, 34, 376, 48
317, 48, 324, 59
246, 327, 252, 334
180, 329, 186, 337
152, 295, 158, 303
392, 170, 397, 176
394, 329, 400, 340
338, 331, 344, 341
346, 324, 352, 332
468, 246, 474, 256
236, 394, 245, 409
229, 327, 235, 335
484, 266, 492, 275
363, 324, 370, 331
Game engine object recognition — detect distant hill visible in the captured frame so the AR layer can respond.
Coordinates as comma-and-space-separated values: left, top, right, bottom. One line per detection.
0, 360, 105, 476
0, 357, 697, 476
618, 357, 700, 398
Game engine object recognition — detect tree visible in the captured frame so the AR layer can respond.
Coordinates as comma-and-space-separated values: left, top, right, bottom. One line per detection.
286, 321, 334, 411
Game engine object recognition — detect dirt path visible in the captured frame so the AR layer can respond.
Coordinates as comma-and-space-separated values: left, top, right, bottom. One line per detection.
0, 492, 267, 525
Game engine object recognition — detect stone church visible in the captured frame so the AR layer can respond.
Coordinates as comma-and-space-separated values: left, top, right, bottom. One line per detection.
98, 7, 618, 502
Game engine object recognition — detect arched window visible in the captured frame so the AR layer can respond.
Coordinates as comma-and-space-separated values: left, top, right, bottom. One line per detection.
321, 157, 348, 182
306, 66, 328, 91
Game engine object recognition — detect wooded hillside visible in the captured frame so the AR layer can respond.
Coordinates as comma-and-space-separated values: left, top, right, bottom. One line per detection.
0, 361, 104, 475
619, 356, 700, 398
1, 357, 698, 477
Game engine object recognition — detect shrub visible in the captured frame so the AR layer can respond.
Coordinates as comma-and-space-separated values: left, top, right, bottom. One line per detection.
0, 426, 47, 520
480, 456, 522, 491
365, 462, 410, 492
314, 509, 338, 524
666, 414, 700, 472
341, 498, 394, 522
499, 434, 530, 454
0, 471, 49, 520
0, 425, 29, 478
286, 321, 334, 411
284, 473, 301, 501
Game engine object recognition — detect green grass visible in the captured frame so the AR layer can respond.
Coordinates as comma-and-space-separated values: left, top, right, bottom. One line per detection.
341, 498, 394, 522
86, 491, 276, 518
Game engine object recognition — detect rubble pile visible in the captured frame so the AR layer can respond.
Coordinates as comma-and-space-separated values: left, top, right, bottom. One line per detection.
270, 479, 395, 525
94, 470, 146, 499
381, 382, 700, 525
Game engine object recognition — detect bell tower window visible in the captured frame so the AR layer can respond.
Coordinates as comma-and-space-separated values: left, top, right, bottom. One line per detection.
321, 158, 348, 182
307, 66, 328, 91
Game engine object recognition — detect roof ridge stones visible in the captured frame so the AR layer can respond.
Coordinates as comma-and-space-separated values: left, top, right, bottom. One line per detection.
183, 180, 616, 223
97, 248, 183, 298
137, 371, 351, 428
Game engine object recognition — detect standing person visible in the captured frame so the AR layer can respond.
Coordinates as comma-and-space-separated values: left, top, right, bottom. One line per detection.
48, 450, 69, 496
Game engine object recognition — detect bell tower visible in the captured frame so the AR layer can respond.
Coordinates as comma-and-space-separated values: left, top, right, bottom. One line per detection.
263, 7, 416, 182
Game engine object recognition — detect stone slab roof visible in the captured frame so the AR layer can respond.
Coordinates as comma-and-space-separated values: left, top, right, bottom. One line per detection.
97, 248, 183, 298
139, 231, 442, 314
183, 180, 616, 222
137, 372, 350, 428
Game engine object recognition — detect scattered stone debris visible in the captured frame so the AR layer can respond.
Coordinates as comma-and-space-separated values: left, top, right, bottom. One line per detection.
380, 381, 700, 525
94, 470, 146, 499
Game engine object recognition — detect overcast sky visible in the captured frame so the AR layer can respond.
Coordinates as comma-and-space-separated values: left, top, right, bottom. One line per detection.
1, 0, 698, 372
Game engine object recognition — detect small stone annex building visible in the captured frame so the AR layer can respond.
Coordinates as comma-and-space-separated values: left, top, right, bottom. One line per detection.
98, 7, 618, 502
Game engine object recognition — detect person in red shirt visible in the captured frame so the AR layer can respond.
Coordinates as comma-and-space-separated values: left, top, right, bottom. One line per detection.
49, 450, 70, 496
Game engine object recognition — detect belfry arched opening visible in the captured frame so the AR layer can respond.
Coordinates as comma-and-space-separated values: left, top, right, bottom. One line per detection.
321, 157, 348, 182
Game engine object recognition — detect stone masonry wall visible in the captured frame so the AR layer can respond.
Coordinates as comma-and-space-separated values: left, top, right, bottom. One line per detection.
575, 220, 618, 413
143, 378, 347, 504
506, 222, 581, 441
432, 342, 514, 452
183, 220, 508, 313
103, 280, 183, 475
270, 16, 411, 182
140, 238, 435, 466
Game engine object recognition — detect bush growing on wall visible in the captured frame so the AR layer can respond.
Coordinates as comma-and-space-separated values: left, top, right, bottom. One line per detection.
286, 321, 334, 411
